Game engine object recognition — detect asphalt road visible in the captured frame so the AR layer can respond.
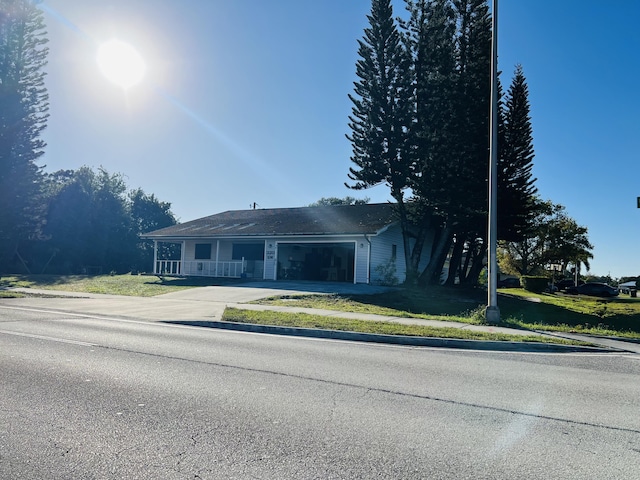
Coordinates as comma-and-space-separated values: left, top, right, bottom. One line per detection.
2, 306, 640, 479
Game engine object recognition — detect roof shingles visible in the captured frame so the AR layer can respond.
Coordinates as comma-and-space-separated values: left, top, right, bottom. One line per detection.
143, 203, 397, 238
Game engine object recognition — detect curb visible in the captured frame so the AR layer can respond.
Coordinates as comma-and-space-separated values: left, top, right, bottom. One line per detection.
161, 320, 618, 353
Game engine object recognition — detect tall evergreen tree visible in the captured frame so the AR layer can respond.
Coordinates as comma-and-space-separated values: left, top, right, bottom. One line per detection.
445, 0, 492, 286
348, 0, 539, 287
346, 0, 419, 282
498, 64, 538, 242
0, 0, 49, 271
402, 0, 492, 286
403, 0, 459, 285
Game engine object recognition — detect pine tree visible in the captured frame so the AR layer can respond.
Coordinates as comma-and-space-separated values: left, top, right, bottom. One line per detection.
346, 0, 419, 281
0, 0, 49, 271
402, 0, 492, 286
447, 0, 492, 285
408, 0, 458, 210
498, 64, 538, 242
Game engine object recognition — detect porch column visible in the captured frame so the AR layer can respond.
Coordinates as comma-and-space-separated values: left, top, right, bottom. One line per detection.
180, 241, 185, 275
153, 240, 158, 274
215, 240, 220, 276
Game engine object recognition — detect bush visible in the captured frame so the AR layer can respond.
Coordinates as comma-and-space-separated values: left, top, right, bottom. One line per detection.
521, 276, 548, 293
374, 260, 399, 286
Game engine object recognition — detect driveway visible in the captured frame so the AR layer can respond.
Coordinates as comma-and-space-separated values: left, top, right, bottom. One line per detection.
155, 280, 396, 303
1, 281, 395, 323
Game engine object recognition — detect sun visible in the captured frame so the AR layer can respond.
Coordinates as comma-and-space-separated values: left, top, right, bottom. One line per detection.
96, 39, 146, 89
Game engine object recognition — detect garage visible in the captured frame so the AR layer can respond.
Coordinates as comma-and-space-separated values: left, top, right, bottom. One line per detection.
277, 242, 355, 282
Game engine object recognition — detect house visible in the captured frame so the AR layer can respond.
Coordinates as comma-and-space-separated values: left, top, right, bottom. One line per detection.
141, 203, 432, 284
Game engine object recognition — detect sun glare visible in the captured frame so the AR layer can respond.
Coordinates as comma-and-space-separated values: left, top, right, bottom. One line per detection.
96, 39, 146, 89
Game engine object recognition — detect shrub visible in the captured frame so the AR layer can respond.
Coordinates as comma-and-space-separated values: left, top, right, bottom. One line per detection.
374, 260, 399, 286
521, 276, 548, 293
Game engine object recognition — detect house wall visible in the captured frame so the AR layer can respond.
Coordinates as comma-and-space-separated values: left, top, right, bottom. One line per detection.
264, 240, 277, 280
353, 238, 370, 284
369, 224, 404, 285
369, 224, 435, 285
177, 227, 434, 284
184, 240, 234, 262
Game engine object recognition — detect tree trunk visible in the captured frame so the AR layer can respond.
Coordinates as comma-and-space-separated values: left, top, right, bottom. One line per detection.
463, 237, 486, 286
394, 200, 418, 285
459, 236, 474, 283
445, 232, 466, 286
419, 222, 452, 286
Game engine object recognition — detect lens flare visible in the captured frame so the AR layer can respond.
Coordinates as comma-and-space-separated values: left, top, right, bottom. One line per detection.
97, 39, 146, 89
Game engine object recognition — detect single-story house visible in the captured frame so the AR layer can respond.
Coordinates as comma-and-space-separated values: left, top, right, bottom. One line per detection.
141, 203, 432, 284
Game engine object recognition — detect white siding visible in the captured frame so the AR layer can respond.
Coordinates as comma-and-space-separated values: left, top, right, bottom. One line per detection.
185, 240, 237, 261
354, 237, 369, 284
369, 224, 435, 284
184, 240, 196, 260
264, 240, 277, 280
369, 225, 404, 285
218, 241, 233, 261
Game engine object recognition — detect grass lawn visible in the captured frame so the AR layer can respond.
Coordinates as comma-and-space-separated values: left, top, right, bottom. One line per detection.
221, 307, 589, 345
497, 289, 640, 338
251, 288, 487, 323
0, 274, 227, 297
253, 287, 640, 339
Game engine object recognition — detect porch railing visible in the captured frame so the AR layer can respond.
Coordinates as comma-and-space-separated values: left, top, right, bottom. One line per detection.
182, 260, 246, 278
156, 260, 181, 275
155, 259, 246, 278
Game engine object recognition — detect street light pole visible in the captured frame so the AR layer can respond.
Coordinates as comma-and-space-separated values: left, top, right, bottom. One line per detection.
486, 0, 500, 324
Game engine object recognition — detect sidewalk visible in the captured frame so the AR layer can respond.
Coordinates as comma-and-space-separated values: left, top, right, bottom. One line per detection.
2, 287, 637, 353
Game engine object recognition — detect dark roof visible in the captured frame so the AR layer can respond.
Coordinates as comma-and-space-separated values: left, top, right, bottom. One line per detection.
142, 203, 397, 239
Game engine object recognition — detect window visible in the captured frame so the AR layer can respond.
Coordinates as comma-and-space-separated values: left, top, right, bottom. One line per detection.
391, 244, 397, 261
194, 243, 212, 260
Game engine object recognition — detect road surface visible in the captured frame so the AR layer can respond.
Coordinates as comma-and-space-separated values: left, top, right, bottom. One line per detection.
1, 304, 639, 479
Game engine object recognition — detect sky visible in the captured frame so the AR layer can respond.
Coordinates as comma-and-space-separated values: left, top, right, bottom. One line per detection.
37, 0, 639, 279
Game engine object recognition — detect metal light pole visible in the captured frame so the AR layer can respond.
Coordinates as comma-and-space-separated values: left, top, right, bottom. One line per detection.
485, 0, 500, 324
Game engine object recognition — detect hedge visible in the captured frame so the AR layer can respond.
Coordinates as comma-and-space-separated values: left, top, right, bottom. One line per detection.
521, 276, 548, 293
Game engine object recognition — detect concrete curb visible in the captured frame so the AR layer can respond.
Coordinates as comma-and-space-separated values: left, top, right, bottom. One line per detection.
161, 320, 619, 353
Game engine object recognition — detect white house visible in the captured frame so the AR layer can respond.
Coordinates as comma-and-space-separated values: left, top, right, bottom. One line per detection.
141, 203, 433, 284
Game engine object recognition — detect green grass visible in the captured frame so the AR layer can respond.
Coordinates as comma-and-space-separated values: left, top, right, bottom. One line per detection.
0, 290, 26, 298
252, 288, 487, 324
0, 274, 229, 297
254, 287, 640, 339
221, 307, 590, 345
496, 289, 640, 338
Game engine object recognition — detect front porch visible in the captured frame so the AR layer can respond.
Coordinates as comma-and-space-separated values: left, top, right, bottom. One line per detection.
152, 239, 250, 279
154, 259, 247, 278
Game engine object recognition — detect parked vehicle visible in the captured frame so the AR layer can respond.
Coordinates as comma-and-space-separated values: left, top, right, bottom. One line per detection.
556, 279, 583, 292
566, 282, 619, 297
497, 277, 520, 288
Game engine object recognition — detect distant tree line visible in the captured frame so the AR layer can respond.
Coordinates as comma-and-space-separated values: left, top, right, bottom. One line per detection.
347, 0, 592, 286
0, 0, 176, 275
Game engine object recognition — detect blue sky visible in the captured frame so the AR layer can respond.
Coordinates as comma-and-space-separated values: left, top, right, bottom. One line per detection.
39, 0, 639, 278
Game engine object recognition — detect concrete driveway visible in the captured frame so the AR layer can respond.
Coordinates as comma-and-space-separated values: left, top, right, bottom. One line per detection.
1, 281, 395, 324
155, 281, 396, 303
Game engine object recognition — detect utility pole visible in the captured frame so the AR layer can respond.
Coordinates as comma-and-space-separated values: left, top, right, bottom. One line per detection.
485, 0, 500, 324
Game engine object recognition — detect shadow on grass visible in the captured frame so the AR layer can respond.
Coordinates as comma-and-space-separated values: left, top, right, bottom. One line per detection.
340, 286, 640, 335
344, 286, 486, 317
